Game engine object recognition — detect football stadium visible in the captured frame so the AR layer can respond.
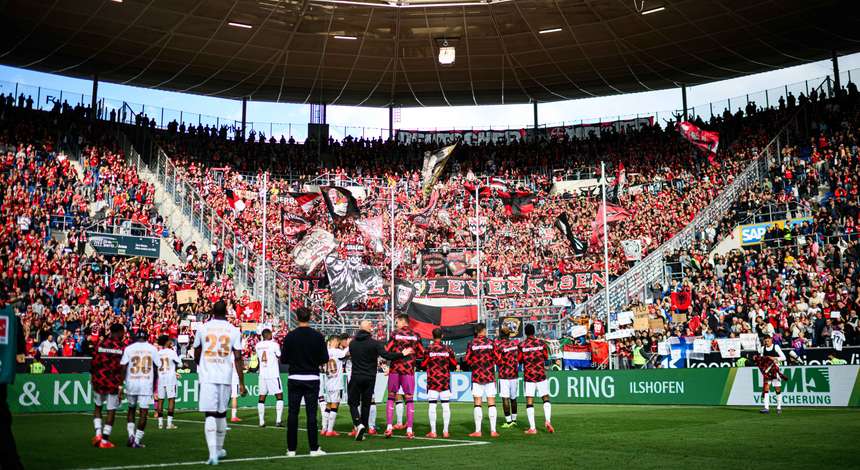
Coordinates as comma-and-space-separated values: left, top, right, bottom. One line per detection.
2, 0, 860, 468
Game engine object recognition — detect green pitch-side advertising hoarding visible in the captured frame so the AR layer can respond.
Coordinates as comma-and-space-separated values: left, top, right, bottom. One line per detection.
10, 366, 860, 413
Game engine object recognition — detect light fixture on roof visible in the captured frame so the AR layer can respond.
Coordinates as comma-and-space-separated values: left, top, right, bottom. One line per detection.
228, 21, 253, 29
538, 27, 562, 34
438, 39, 456, 65
334, 35, 358, 40
641, 5, 665, 15
110, 0, 123, 3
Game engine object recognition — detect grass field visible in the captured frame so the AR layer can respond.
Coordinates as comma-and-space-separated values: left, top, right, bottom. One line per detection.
12, 403, 860, 469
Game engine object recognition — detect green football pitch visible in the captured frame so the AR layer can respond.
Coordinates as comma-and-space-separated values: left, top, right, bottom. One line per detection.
12, 403, 860, 469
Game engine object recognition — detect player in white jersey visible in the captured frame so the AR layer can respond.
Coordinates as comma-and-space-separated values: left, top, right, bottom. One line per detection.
155, 335, 182, 430
255, 328, 284, 427
322, 335, 349, 436
120, 330, 160, 448
193, 301, 246, 466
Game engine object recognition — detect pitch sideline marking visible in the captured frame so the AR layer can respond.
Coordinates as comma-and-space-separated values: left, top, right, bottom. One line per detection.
171, 418, 479, 444
78, 441, 489, 470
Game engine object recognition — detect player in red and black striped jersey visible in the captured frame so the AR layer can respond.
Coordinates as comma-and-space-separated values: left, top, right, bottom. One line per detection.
90, 323, 127, 448
384, 315, 425, 438
519, 324, 554, 434
420, 328, 459, 438
495, 327, 520, 428
464, 323, 499, 437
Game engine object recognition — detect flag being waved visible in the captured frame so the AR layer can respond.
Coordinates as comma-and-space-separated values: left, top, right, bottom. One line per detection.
321, 187, 360, 220
421, 144, 457, 196
555, 213, 588, 256
677, 121, 720, 154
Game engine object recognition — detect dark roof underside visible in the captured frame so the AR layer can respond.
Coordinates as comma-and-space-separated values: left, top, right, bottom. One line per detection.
1, 0, 858, 107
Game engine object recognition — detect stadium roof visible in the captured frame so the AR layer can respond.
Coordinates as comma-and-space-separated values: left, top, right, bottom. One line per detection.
1, 0, 858, 107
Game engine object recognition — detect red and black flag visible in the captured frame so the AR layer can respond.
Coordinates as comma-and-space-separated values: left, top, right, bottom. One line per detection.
224, 189, 246, 213
280, 210, 310, 237
320, 186, 360, 220
407, 298, 479, 340
670, 289, 692, 312
677, 121, 720, 165
501, 189, 534, 216
288, 192, 321, 215
406, 190, 439, 229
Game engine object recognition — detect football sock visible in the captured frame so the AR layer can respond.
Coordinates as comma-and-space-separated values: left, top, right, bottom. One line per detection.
511, 400, 518, 421
428, 400, 437, 434
94, 417, 102, 436
134, 430, 144, 445
167, 415, 173, 427
328, 410, 337, 432
231, 408, 237, 419
204, 417, 217, 460
776, 392, 782, 410
473, 406, 482, 433
102, 425, 112, 442
276, 400, 284, 424
763, 392, 770, 410
369, 404, 377, 428
258, 403, 265, 425
396, 401, 404, 425
527, 404, 536, 430
386, 398, 395, 428
488, 405, 497, 433
158, 417, 163, 427
406, 400, 415, 429
543, 401, 552, 423
215, 417, 227, 452
127, 422, 136, 437
441, 401, 451, 434
322, 409, 330, 431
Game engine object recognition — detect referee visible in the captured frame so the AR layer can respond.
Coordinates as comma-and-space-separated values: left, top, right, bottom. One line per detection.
280, 307, 329, 457
348, 320, 412, 441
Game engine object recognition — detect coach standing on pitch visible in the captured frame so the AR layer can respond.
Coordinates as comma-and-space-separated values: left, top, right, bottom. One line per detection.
280, 307, 329, 456
348, 320, 413, 441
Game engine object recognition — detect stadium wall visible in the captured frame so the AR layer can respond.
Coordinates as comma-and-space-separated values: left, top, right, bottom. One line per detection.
10, 366, 860, 413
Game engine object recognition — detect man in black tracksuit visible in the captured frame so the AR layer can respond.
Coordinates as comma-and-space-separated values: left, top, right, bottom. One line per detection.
348, 320, 413, 441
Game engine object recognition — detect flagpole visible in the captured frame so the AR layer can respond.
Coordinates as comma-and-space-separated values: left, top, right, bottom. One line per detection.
601, 161, 612, 370
475, 183, 482, 323
261, 172, 268, 316
389, 183, 395, 338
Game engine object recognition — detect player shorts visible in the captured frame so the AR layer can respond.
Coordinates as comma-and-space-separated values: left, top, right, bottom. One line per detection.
387, 373, 416, 396
472, 382, 497, 399
127, 394, 155, 409
498, 378, 519, 399
768, 378, 782, 388
426, 389, 452, 401
259, 377, 283, 396
325, 388, 343, 403
93, 393, 120, 411
524, 380, 549, 398
157, 383, 177, 400
200, 383, 232, 413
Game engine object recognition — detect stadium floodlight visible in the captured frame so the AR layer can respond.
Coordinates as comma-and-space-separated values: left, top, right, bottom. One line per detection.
228, 21, 253, 29
110, 0, 123, 3
334, 35, 358, 40
640, 5, 665, 15
438, 40, 455, 65
538, 27, 562, 34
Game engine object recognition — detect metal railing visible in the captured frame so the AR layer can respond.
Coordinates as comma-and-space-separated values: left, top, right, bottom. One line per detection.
573, 77, 831, 321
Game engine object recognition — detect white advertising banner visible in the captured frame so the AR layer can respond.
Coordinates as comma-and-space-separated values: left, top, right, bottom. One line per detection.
726, 365, 859, 407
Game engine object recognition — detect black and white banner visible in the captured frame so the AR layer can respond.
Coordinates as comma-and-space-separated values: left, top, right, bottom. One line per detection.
325, 255, 384, 311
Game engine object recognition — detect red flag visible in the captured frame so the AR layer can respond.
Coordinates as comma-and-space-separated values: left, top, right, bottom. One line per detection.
407, 190, 439, 229
590, 202, 633, 246
238, 300, 262, 321
670, 291, 692, 312
224, 189, 246, 213
677, 121, 720, 155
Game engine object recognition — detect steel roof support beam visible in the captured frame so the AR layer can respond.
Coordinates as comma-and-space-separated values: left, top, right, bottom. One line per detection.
533, 100, 539, 143
241, 97, 247, 142
681, 84, 688, 121
832, 50, 841, 96
91, 73, 98, 121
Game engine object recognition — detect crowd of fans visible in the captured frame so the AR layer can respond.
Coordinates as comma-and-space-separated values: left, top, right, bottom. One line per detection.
4, 78, 860, 368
